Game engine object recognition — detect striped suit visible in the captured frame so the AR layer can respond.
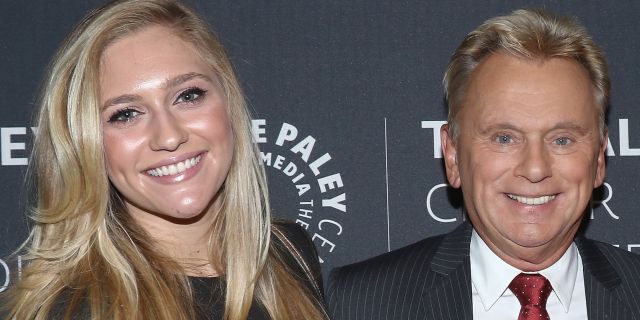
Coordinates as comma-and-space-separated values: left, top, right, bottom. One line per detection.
327, 222, 640, 319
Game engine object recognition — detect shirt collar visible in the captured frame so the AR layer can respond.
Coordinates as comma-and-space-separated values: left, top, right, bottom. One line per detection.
538, 239, 579, 312
470, 229, 579, 312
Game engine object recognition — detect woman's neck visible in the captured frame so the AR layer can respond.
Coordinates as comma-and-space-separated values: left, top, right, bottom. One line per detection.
130, 205, 221, 277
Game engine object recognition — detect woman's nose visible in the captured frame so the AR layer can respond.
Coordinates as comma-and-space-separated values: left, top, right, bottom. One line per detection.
148, 111, 188, 151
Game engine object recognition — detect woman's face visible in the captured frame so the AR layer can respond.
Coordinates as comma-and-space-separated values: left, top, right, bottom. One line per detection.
100, 25, 233, 222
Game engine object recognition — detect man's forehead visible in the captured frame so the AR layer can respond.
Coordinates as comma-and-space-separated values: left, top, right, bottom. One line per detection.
460, 54, 597, 116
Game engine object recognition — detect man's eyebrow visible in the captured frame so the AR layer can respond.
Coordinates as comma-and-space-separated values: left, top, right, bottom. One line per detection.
102, 72, 213, 109
548, 122, 592, 135
478, 123, 522, 135
478, 122, 592, 135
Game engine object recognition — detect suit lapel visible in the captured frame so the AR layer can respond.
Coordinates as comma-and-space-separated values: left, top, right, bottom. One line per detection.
575, 237, 633, 320
421, 222, 473, 320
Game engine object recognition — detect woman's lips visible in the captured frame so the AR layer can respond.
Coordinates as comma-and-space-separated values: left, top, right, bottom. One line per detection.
143, 152, 206, 184
146, 154, 202, 177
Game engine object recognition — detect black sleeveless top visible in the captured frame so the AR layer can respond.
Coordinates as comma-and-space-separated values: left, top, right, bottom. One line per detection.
48, 221, 324, 319
190, 276, 268, 319
190, 221, 324, 319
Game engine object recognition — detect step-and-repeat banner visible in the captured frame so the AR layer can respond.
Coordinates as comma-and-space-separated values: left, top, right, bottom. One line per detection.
1, 1, 639, 290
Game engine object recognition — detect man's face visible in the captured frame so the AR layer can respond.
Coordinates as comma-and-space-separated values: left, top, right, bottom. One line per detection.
441, 53, 607, 268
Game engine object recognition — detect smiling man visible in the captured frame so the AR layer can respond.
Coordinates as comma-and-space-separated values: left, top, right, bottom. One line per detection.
328, 9, 640, 320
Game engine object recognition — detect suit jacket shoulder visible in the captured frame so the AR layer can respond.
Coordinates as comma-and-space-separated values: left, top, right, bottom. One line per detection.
331, 233, 445, 279
576, 236, 640, 319
327, 223, 474, 320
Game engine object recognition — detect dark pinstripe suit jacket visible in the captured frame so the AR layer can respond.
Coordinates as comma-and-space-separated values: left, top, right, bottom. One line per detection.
327, 222, 640, 319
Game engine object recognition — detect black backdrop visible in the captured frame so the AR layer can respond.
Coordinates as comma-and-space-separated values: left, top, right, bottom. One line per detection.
1, 1, 639, 290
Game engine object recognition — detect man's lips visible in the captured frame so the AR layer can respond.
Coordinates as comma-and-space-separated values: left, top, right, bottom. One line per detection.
506, 193, 557, 205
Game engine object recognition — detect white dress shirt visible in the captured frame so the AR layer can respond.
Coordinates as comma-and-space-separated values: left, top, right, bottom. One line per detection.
470, 230, 588, 319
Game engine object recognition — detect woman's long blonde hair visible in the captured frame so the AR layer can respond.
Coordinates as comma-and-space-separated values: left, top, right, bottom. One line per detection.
4, 0, 327, 319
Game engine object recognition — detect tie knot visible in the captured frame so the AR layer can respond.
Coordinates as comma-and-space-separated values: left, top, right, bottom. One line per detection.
509, 273, 552, 320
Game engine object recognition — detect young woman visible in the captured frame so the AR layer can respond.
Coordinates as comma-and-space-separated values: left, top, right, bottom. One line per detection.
3, 0, 327, 319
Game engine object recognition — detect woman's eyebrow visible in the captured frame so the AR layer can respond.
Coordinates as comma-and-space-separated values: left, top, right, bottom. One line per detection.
102, 72, 213, 109
102, 94, 142, 109
165, 72, 213, 89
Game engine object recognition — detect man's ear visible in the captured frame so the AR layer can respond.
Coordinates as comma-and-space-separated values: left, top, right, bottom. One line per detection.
594, 130, 608, 188
441, 123, 461, 188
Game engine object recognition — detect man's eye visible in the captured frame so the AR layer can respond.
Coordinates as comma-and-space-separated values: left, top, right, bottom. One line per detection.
495, 135, 512, 144
176, 87, 207, 104
108, 108, 141, 123
554, 137, 572, 146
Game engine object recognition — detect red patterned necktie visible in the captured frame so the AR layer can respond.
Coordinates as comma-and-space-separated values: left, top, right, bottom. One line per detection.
508, 273, 553, 320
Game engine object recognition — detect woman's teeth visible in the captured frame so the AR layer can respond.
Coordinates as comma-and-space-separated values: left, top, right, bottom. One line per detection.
146, 155, 201, 177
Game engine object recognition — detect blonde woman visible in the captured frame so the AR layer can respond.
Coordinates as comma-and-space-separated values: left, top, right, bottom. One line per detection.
3, 0, 328, 319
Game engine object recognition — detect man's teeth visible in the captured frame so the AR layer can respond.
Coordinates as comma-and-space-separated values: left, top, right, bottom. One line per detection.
507, 194, 556, 205
146, 155, 201, 177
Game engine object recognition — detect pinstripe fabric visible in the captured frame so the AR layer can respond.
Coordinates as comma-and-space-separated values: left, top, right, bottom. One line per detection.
576, 237, 640, 320
328, 222, 640, 320
328, 223, 473, 320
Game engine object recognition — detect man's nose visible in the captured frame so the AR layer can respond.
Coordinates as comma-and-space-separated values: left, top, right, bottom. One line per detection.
514, 140, 552, 183
149, 111, 188, 151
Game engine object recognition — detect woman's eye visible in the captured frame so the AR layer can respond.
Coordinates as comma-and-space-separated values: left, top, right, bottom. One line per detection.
176, 87, 206, 104
107, 108, 141, 123
495, 134, 513, 144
